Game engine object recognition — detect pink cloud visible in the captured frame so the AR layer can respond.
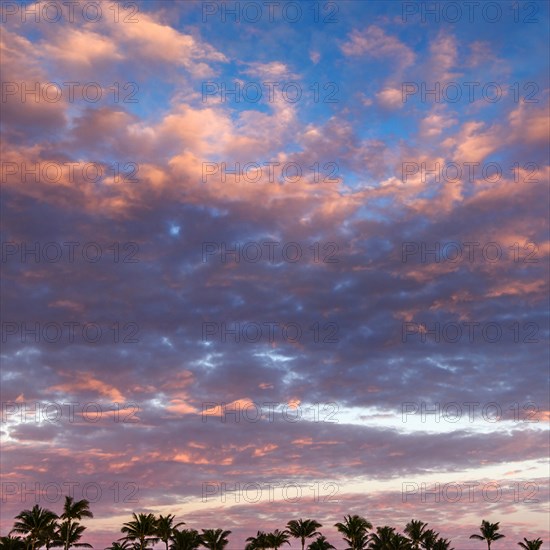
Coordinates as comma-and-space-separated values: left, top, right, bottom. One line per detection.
341, 25, 415, 67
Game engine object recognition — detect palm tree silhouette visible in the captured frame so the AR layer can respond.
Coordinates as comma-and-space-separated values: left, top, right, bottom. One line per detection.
4, 504, 541, 550
60, 497, 93, 550
432, 539, 453, 550
286, 519, 322, 550
335, 515, 372, 550
419, 530, 439, 550
169, 529, 202, 550
245, 531, 269, 550
307, 536, 335, 550
469, 521, 505, 549
120, 514, 159, 550
156, 515, 185, 550
41, 518, 62, 550
0, 536, 27, 550
394, 535, 413, 549
369, 526, 413, 549
105, 542, 133, 550
266, 530, 290, 550
56, 522, 92, 549
368, 525, 397, 549
517, 539, 543, 550
198, 529, 230, 550
404, 521, 428, 550
10, 505, 59, 550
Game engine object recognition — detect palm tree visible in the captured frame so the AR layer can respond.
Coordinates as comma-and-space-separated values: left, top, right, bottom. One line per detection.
156, 515, 185, 550
335, 515, 372, 550
199, 529, 230, 550
60, 497, 93, 550
0, 536, 27, 550
106, 542, 133, 550
120, 514, 159, 550
245, 532, 269, 550
368, 526, 412, 549
404, 521, 428, 550
368, 526, 397, 549
286, 520, 322, 550
169, 529, 202, 550
42, 520, 62, 550
420, 530, 439, 550
518, 539, 543, 550
469, 521, 505, 550
56, 522, 92, 549
307, 536, 335, 550
432, 539, 453, 550
266, 530, 290, 550
10, 505, 59, 550
389, 535, 411, 550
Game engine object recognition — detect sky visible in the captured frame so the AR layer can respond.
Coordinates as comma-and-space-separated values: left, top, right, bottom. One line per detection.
0, 0, 549, 548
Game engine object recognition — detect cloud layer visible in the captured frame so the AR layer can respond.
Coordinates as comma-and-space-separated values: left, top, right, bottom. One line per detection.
1, 1, 549, 548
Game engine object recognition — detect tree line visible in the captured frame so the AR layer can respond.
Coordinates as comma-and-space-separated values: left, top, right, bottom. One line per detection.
0, 498, 544, 550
